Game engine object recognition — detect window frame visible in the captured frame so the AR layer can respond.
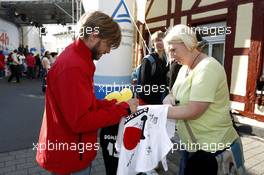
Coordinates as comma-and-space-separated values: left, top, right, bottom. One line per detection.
196, 22, 227, 65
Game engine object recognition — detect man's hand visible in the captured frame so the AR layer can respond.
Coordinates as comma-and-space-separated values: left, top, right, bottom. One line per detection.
126, 98, 139, 113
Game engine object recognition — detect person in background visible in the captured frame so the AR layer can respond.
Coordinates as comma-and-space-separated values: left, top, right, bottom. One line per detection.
36, 11, 138, 175
23, 45, 29, 56
0, 50, 5, 79
163, 24, 245, 175
138, 31, 169, 104
41, 51, 51, 92
17, 52, 26, 77
18, 44, 24, 53
41, 51, 51, 72
50, 52, 58, 65
6, 52, 13, 75
34, 54, 42, 79
8, 50, 20, 83
26, 52, 36, 79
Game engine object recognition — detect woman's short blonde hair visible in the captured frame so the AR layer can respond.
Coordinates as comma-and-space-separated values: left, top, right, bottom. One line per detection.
163, 24, 198, 51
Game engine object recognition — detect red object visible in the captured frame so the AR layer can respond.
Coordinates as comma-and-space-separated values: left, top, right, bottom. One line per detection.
0, 53, 5, 69
26, 55, 36, 68
123, 127, 142, 150
138, 98, 148, 105
36, 39, 129, 174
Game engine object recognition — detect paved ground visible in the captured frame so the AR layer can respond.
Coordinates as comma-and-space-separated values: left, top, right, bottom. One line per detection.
0, 78, 44, 152
0, 147, 106, 175
0, 78, 264, 175
0, 134, 264, 175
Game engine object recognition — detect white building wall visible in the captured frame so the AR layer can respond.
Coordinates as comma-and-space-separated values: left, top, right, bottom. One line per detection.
22, 26, 41, 55
230, 56, 249, 96
182, 0, 196, 11
192, 9, 227, 19
234, 3, 253, 48
199, 0, 226, 7
147, 0, 168, 19
0, 18, 19, 52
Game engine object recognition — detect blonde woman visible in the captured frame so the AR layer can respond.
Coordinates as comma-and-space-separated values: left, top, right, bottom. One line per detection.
163, 24, 245, 175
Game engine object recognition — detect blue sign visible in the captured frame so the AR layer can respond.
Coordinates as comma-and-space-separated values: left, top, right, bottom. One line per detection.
30, 47, 37, 53
111, 0, 131, 23
41, 47, 45, 54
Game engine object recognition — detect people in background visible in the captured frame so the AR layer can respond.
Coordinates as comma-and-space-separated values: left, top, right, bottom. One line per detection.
18, 44, 24, 54
17, 52, 26, 77
0, 50, 5, 79
50, 52, 58, 65
34, 54, 42, 79
41, 51, 51, 92
138, 31, 169, 104
8, 50, 20, 83
26, 53, 36, 79
23, 45, 29, 55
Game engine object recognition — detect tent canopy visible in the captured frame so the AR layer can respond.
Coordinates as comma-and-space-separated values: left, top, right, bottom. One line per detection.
0, 0, 82, 27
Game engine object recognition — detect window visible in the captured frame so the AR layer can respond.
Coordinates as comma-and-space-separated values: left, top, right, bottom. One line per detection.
197, 22, 226, 65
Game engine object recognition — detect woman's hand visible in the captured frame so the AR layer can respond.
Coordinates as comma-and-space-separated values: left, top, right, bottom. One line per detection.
167, 101, 210, 120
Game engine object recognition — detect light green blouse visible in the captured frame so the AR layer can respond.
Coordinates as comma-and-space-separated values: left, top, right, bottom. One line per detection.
172, 57, 238, 152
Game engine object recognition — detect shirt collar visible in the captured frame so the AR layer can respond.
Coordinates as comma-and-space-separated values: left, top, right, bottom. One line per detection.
74, 38, 92, 61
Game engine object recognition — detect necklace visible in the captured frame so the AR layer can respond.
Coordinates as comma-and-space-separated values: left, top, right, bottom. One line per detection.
185, 52, 201, 77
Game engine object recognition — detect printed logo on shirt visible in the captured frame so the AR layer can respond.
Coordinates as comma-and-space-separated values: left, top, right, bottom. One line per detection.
123, 108, 150, 150
116, 105, 173, 175
125, 107, 149, 124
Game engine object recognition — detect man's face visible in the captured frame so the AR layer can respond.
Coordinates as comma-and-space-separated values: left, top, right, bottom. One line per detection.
91, 39, 111, 60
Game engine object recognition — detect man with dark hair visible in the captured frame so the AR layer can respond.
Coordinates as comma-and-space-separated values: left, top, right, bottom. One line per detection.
36, 11, 138, 175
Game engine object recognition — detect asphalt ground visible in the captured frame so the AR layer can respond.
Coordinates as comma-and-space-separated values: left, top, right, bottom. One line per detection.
0, 78, 44, 152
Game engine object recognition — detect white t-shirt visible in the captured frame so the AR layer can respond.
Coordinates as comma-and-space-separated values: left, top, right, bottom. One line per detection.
11, 53, 19, 65
17, 54, 25, 65
116, 105, 173, 175
41, 57, 51, 71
